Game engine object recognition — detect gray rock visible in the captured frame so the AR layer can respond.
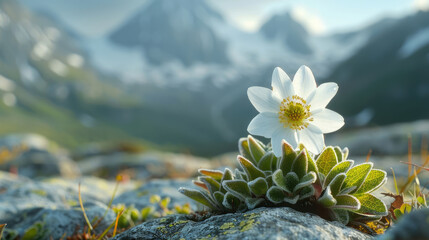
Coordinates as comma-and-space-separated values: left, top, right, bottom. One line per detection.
0, 172, 118, 239
113, 179, 197, 210
0, 134, 51, 150
77, 151, 220, 180
326, 120, 429, 156
113, 207, 372, 240
0, 134, 79, 178
0, 171, 197, 239
378, 208, 429, 240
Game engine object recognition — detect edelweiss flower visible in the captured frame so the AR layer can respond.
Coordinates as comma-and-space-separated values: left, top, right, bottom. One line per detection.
247, 66, 344, 156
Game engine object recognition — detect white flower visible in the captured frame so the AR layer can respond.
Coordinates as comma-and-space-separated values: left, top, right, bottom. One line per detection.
247, 65, 344, 156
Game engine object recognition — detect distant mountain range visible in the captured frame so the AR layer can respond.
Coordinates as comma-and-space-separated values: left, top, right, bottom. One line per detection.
5, 0, 429, 156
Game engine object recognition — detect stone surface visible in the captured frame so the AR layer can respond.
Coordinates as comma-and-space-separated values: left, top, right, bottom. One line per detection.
0, 172, 116, 239
0, 134, 79, 178
113, 207, 372, 240
113, 178, 196, 211
77, 151, 227, 180
0, 171, 194, 239
378, 208, 429, 240
326, 120, 429, 156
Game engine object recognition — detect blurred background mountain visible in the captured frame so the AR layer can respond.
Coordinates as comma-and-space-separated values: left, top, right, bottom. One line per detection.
0, 0, 428, 156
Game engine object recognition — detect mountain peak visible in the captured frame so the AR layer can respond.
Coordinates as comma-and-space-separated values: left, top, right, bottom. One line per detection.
259, 11, 312, 55
109, 0, 230, 66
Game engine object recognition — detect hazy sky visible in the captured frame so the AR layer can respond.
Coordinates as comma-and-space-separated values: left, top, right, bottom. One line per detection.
20, 0, 429, 37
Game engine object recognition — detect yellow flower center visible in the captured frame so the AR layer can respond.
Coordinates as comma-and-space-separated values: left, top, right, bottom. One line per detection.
279, 95, 313, 130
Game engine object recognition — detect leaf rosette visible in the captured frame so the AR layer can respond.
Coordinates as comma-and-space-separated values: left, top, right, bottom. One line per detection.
179, 136, 388, 226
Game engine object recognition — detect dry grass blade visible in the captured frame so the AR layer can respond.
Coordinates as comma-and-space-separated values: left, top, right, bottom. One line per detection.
78, 183, 94, 231
0, 223, 6, 239
365, 149, 372, 162
97, 214, 121, 240
113, 209, 124, 237
421, 136, 428, 163
391, 168, 399, 195
408, 136, 412, 177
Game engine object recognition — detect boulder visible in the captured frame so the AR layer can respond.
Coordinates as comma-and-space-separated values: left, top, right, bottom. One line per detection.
378, 208, 429, 240
77, 151, 225, 180
0, 134, 79, 178
0, 171, 195, 239
113, 207, 372, 240
113, 179, 196, 210
0, 172, 119, 239
326, 120, 429, 156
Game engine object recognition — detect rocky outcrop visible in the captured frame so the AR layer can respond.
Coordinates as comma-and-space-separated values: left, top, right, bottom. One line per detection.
77, 151, 231, 180
379, 208, 429, 240
113, 207, 372, 240
0, 134, 79, 178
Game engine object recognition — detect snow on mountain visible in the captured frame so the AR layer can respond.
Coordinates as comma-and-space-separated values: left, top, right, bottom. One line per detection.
96, 0, 370, 89
398, 26, 429, 58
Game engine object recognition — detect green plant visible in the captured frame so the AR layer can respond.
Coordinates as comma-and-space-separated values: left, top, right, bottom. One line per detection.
179, 135, 388, 226
111, 195, 192, 229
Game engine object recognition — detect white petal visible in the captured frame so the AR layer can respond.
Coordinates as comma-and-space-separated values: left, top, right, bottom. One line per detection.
307, 82, 339, 111
298, 125, 324, 154
311, 109, 344, 133
247, 112, 281, 138
271, 128, 298, 157
271, 67, 294, 99
247, 86, 281, 113
292, 65, 317, 99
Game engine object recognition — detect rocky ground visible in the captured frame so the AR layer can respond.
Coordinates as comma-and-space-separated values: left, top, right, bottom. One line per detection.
1, 121, 429, 239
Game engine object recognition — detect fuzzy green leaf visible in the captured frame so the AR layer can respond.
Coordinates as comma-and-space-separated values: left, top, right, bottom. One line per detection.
324, 160, 354, 188
278, 140, 297, 173
316, 147, 338, 176
223, 180, 252, 200
354, 169, 387, 194
284, 172, 300, 193
234, 169, 248, 181
306, 151, 318, 175
199, 176, 220, 194
298, 185, 315, 200
223, 192, 241, 210
222, 168, 234, 181
332, 209, 350, 225
245, 198, 265, 209
318, 172, 326, 186
339, 186, 357, 195
213, 191, 225, 206
248, 177, 268, 196
284, 195, 300, 204
332, 194, 360, 210
334, 147, 343, 162
329, 173, 347, 196
294, 172, 317, 193
258, 152, 275, 171
178, 188, 218, 209
220, 168, 234, 193
318, 186, 337, 207
353, 193, 388, 217
342, 163, 372, 194
342, 147, 349, 160
198, 169, 223, 181
265, 174, 273, 186
292, 150, 308, 179
238, 156, 266, 181
248, 136, 266, 163
271, 155, 279, 172
393, 208, 403, 220
267, 186, 285, 203
238, 138, 254, 164
272, 169, 288, 192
